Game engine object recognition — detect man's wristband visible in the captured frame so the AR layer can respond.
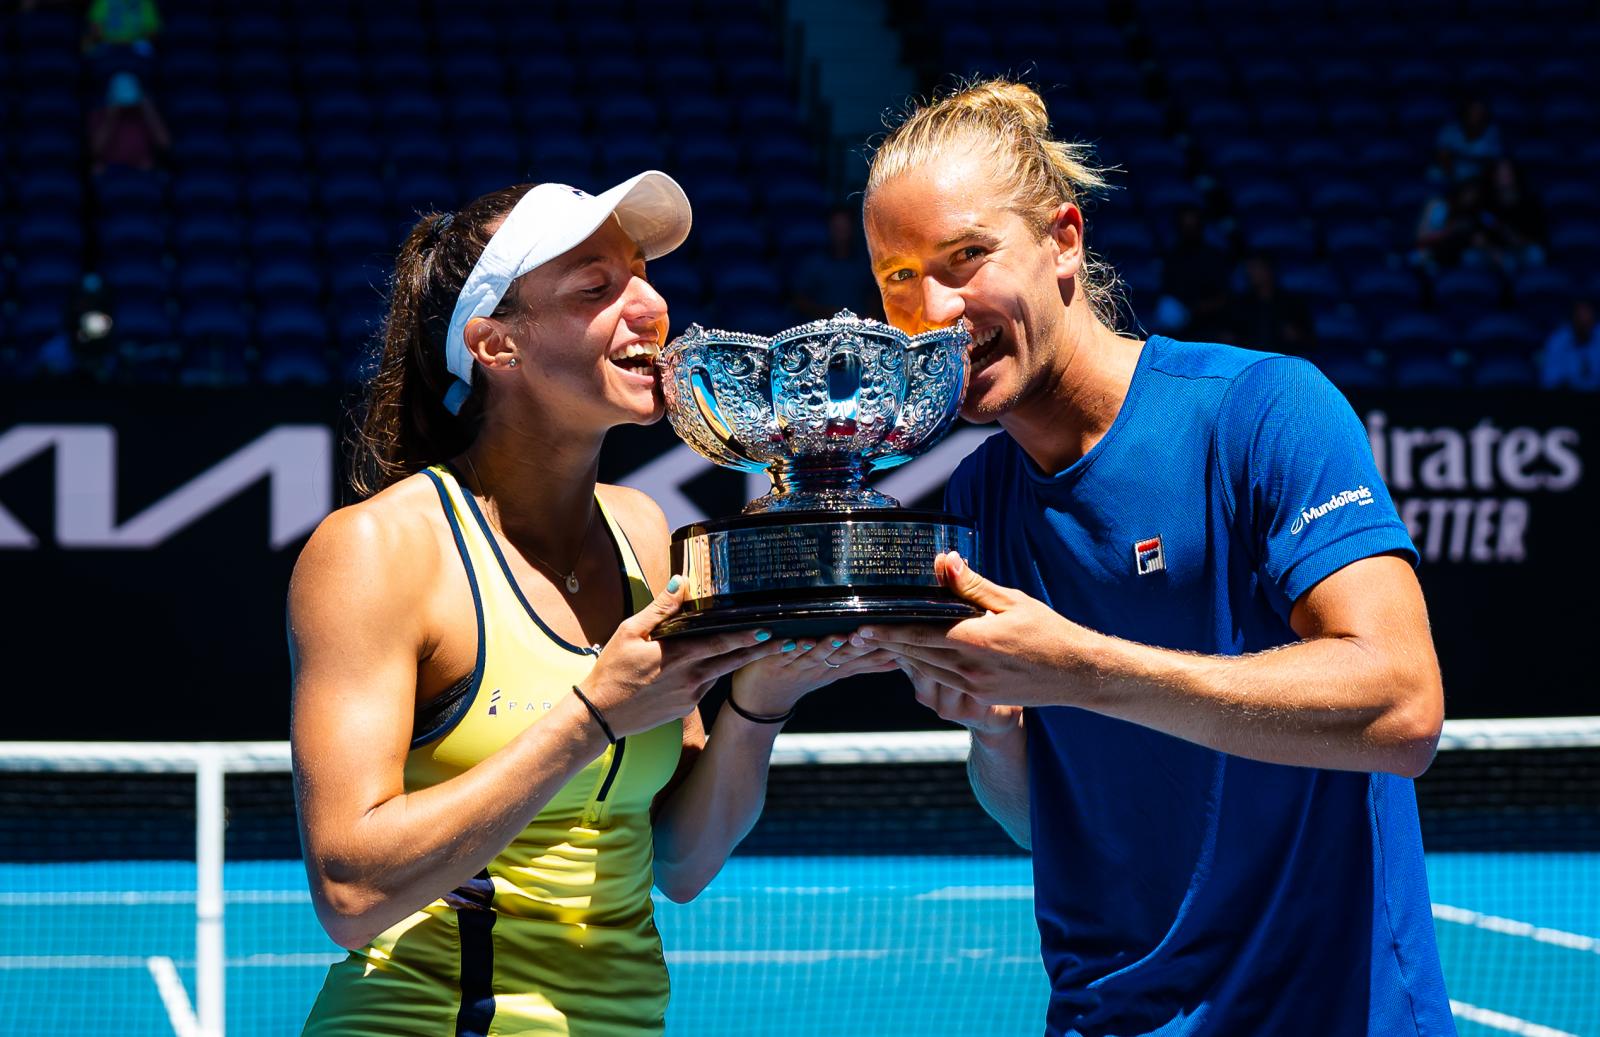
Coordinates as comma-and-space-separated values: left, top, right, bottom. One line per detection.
725, 694, 794, 725
571, 685, 617, 744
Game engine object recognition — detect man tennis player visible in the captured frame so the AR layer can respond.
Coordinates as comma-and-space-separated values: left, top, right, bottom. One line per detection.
858, 80, 1456, 1035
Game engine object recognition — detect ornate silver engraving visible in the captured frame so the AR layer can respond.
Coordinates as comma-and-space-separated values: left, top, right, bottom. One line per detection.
658, 311, 971, 512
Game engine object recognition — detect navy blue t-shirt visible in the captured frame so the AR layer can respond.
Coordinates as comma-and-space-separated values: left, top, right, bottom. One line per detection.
945, 337, 1455, 1036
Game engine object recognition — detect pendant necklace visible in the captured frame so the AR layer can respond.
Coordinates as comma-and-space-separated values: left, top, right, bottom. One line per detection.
462, 454, 594, 595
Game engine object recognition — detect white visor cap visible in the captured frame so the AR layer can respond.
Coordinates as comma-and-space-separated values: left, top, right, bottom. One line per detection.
442, 170, 692, 414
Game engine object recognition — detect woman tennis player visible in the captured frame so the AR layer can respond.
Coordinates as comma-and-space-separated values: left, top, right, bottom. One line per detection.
290, 172, 890, 1035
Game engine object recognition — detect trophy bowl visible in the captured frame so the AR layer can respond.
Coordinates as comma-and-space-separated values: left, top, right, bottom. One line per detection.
653, 310, 982, 638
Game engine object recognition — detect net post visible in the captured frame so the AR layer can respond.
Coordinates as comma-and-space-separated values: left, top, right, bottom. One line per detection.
195, 747, 226, 1037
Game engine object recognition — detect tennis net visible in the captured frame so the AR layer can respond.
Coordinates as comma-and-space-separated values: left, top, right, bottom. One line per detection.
1, 719, 1596, 1036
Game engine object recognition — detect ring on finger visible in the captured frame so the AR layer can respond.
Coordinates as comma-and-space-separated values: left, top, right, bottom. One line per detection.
822, 656, 842, 668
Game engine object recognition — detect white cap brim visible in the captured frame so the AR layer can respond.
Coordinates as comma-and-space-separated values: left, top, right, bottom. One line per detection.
443, 170, 692, 413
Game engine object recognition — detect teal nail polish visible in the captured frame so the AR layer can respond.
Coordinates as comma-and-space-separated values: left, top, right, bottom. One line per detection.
781, 640, 797, 652
666, 575, 683, 593
753, 629, 772, 642
831, 639, 845, 648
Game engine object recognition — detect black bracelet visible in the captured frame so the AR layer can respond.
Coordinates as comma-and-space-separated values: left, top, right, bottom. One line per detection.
571, 685, 617, 744
725, 694, 794, 725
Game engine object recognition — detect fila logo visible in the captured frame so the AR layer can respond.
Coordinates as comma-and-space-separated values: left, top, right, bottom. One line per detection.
1134, 536, 1166, 576
487, 689, 501, 716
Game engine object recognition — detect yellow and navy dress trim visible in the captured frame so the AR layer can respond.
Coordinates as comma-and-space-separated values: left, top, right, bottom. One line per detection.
302, 464, 684, 1037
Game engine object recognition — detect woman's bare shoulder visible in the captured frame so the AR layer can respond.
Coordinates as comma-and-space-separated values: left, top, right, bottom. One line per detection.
289, 472, 450, 621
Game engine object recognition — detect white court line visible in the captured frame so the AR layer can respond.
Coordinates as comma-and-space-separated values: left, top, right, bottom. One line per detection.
0, 953, 340, 970
145, 956, 203, 1037
0, 889, 309, 907
1433, 904, 1600, 955
667, 949, 891, 964
916, 885, 1033, 901
1449, 1000, 1579, 1037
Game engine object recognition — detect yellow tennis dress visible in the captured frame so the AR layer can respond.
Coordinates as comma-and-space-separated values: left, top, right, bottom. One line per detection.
302, 465, 683, 1037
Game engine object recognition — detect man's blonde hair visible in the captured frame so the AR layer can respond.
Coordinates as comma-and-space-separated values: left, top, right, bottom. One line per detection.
866, 78, 1122, 327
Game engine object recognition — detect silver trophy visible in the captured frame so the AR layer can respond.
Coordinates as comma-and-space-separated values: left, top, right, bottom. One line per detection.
653, 309, 981, 638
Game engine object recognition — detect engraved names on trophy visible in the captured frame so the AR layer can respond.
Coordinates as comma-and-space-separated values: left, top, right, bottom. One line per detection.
706, 521, 964, 595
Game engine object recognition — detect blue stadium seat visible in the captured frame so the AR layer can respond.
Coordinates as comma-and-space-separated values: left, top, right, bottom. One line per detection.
19, 90, 80, 126
1541, 96, 1597, 134
226, 53, 293, 91
1352, 267, 1421, 312
308, 92, 375, 131
1550, 224, 1600, 271
17, 213, 85, 257
103, 260, 173, 300
1311, 340, 1389, 388
174, 259, 246, 305
595, 96, 661, 132
257, 304, 332, 350
17, 128, 80, 167
172, 131, 237, 172
241, 132, 310, 173
1472, 351, 1537, 388
1326, 101, 1389, 137
246, 175, 314, 211
11, 302, 72, 345
389, 172, 462, 218
17, 53, 79, 88
1243, 224, 1318, 263
1166, 59, 1231, 97
159, 52, 224, 94
379, 92, 445, 132
1465, 312, 1541, 351
1434, 268, 1505, 311
699, 224, 768, 264
599, 139, 669, 180
100, 213, 169, 253
648, 264, 706, 307
1511, 267, 1574, 322
707, 264, 780, 304
1211, 139, 1274, 177
1307, 181, 1368, 221
171, 173, 241, 213
251, 219, 318, 263
1256, 99, 1320, 134
320, 174, 387, 215
253, 261, 324, 305
1396, 96, 1453, 132
450, 93, 517, 130
16, 257, 82, 297
1278, 264, 1344, 309
311, 131, 382, 171
174, 216, 245, 258
235, 91, 301, 130
763, 179, 830, 221
510, 56, 582, 99
692, 177, 756, 216
113, 299, 176, 343
95, 169, 167, 210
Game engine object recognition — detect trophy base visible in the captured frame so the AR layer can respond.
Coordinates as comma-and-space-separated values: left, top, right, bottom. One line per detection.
654, 596, 981, 639
654, 508, 982, 639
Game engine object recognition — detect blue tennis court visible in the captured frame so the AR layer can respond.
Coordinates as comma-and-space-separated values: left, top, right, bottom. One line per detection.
2, 854, 1594, 1036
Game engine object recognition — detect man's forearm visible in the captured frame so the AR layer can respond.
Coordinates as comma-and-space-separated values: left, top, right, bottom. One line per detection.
968, 723, 1031, 850
1075, 632, 1441, 777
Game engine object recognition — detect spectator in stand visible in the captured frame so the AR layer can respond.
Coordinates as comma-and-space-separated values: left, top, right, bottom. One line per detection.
791, 203, 883, 322
88, 72, 170, 175
1484, 158, 1547, 272
1434, 98, 1502, 185
1154, 205, 1233, 339
1413, 176, 1496, 273
84, 0, 162, 81
1230, 254, 1314, 357
1541, 300, 1600, 390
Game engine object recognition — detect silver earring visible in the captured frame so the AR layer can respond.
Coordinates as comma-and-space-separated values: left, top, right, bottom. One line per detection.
507, 357, 519, 368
